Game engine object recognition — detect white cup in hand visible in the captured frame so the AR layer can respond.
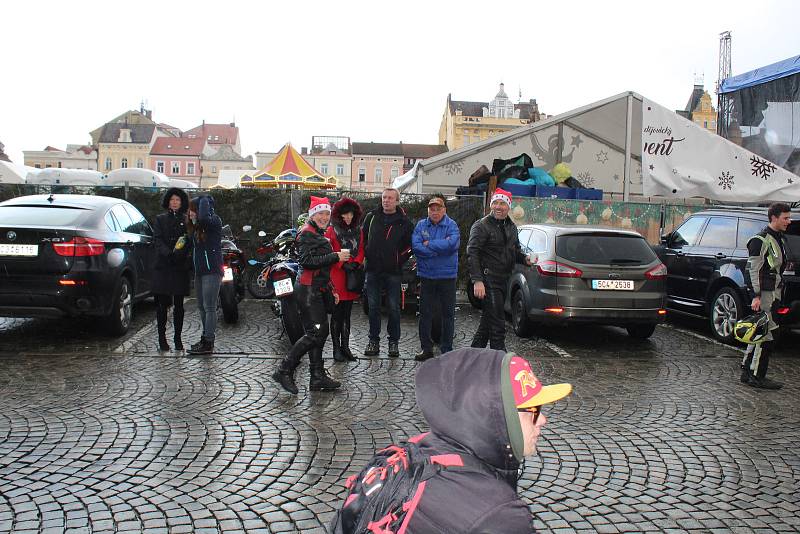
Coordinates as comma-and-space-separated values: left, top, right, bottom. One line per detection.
340, 249, 351, 262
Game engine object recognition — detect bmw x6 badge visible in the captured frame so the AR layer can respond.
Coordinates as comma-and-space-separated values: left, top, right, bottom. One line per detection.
6, 231, 16, 241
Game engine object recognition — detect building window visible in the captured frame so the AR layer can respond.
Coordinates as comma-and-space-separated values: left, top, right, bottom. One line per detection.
121, 158, 128, 168
58, 162, 62, 168
391, 167, 399, 179
704, 121, 708, 129
375, 167, 383, 181
187, 163, 195, 175
45, 164, 52, 168
172, 162, 180, 174
212, 166, 217, 173
34, 164, 41, 169
157, 161, 164, 173
321, 163, 328, 175
336, 164, 344, 176
105, 157, 112, 170
136, 158, 143, 168
358, 166, 366, 182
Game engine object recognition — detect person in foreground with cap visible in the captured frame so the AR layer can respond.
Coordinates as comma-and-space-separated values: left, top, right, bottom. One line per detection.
272, 197, 350, 394
411, 194, 460, 361
467, 187, 532, 351
330, 347, 572, 533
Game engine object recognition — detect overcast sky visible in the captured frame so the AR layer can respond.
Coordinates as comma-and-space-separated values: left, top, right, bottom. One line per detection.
2, 0, 798, 164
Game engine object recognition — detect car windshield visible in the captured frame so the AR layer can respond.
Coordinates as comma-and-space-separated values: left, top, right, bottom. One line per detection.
0, 205, 89, 226
556, 234, 657, 265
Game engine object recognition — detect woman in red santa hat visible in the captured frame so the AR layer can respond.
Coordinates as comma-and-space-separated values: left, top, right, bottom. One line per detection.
272, 196, 351, 394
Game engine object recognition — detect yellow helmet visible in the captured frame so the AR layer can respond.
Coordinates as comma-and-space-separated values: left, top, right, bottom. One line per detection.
734, 311, 770, 344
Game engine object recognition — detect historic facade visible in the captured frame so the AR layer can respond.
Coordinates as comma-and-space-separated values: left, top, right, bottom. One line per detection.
676, 83, 717, 133
438, 83, 544, 150
23, 145, 97, 170
96, 123, 157, 173
350, 142, 446, 192
149, 137, 205, 183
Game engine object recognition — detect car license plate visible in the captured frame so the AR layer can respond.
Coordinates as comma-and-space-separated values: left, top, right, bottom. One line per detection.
0, 244, 38, 256
222, 266, 234, 281
592, 279, 634, 290
274, 278, 293, 296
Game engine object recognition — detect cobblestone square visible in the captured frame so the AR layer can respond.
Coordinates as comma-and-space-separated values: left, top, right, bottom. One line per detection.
1, 298, 798, 532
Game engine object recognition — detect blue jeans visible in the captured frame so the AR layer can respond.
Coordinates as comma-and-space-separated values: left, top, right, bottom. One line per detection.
365, 272, 401, 343
418, 278, 456, 353
196, 274, 222, 342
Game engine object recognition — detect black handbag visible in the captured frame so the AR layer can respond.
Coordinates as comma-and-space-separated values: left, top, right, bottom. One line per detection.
345, 264, 365, 293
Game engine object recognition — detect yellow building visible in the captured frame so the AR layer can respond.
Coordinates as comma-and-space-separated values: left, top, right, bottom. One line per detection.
439, 83, 543, 150
677, 84, 717, 133
96, 124, 157, 173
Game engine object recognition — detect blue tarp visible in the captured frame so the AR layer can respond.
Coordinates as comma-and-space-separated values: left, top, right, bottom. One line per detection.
720, 54, 800, 93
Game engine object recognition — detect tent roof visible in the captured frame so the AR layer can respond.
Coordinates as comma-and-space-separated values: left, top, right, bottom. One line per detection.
420, 91, 644, 173
720, 54, 800, 94
254, 143, 326, 180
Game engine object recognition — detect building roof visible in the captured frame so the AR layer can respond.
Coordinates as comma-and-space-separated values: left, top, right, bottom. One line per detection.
98, 123, 156, 144
184, 123, 239, 144
0, 142, 10, 162
684, 85, 705, 113
448, 98, 540, 120
150, 137, 205, 156
352, 142, 404, 156
400, 144, 448, 159
202, 144, 251, 162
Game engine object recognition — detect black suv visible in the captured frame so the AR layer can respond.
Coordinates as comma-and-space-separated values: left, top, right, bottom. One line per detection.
655, 208, 800, 342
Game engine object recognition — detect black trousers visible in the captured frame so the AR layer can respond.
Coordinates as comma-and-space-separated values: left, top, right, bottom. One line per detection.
285, 285, 331, 370
155, 294, 185, 341
470, 279, 507, 351
331, 300, 354, 333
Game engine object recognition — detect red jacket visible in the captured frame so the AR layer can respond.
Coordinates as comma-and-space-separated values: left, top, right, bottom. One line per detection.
325, 225, 365, 301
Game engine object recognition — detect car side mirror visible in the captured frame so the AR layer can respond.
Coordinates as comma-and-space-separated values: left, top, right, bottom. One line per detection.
660, 232, 671, 246
258, 230, 267, 237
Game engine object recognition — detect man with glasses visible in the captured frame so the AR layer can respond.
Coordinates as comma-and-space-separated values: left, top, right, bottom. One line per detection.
330, 347, 572, 533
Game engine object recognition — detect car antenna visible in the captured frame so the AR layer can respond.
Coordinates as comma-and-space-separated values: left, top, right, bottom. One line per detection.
47, 193, 55, 203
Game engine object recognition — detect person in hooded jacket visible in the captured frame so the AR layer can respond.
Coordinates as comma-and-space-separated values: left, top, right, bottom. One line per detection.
331, 347, 572, 533
151, 187, 193, 352
272, 197, 350, 394
324, 197, 365, 362
187, 195, 223, 355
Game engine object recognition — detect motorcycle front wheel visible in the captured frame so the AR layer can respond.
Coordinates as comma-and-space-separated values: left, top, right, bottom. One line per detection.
246, 265, 275, 299
220, 283, 239, 324
280, 295, 304, 344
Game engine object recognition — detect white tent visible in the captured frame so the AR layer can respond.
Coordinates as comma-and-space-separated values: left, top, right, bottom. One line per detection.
104, 168, 171, 187
168, 178, 199, 189
391, 160, 422, 193
413, 91, 800, 203
26, 168, 105, 186
0, 161, 39, 184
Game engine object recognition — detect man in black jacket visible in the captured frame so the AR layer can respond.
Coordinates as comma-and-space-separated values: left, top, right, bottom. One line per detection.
330, 347, 573, 533
467, 188, 531, 351
361, 188, 413, 358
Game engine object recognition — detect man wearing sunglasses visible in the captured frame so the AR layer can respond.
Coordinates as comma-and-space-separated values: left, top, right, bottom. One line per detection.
332, 347, 572, 533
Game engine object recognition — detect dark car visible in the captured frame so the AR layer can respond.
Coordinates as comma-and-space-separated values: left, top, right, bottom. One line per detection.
0, 194, 155, 335
654, 207, 800, 343
504, 224, 667, 339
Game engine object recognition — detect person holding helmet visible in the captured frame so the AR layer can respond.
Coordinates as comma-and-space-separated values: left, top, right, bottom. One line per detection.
740, 202, 792, 390
272, 197, 350, 394
467, 187, 532, 351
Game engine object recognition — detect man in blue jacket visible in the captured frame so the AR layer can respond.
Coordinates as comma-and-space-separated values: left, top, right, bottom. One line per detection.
412, 194, 460, 361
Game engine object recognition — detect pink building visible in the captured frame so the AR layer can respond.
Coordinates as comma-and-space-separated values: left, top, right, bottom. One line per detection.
350, 142, 404, 192
149, 137, 205, 181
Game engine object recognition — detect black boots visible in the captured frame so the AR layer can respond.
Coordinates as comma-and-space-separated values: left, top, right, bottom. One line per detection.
331, 318, 346, 362
744, 343, 783, 390
415, 349, 434, 362
388, 341, 400, 358
188, 337, 214, 355
173, 304, 184, 351
156, 301, 170, 352
272, 353, 301, 394
309, 348, 341, 391
340, 318, 357, 361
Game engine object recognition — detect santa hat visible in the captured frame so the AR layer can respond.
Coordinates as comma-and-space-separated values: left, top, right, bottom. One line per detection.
491, 187, 512, 207
308, 196, 332, 217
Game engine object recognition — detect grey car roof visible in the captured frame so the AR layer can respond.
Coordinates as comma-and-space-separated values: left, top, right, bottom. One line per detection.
518, 223, 644, 238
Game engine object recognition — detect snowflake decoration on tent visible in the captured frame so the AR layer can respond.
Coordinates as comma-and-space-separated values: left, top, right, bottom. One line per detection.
577, 171, 595, 188
750, 156, 777, 180
595, 150, 608, 164
718, 171, 734, 190
444, 161, 464, 176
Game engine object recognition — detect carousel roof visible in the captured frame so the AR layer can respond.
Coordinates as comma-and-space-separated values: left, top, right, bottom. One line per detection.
253, 143, 325, 180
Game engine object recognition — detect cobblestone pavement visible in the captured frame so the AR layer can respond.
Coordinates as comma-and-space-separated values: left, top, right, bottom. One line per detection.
1, 299, 799, 533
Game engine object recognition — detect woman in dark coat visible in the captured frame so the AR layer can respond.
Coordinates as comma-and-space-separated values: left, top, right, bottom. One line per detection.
152, 187, 192, 352
324, 197, 364, 362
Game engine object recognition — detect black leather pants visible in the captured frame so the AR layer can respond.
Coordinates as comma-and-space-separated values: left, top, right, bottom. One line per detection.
471, 280, 507, 351
281, 285, 330, 371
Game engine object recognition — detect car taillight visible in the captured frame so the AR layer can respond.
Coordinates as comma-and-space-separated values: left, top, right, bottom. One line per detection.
52, 237, 105, 257
536, 260, 583, 278
272, 271, 289, 281
645, 263, 668, 280
775, 306, 791, 315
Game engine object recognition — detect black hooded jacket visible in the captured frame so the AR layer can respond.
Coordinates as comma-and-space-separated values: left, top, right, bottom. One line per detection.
362, 206, 413, 274
467, 215, 527, 283
152, 187, 192, 295
330, 197, 363, 252
407, 348, 534, 533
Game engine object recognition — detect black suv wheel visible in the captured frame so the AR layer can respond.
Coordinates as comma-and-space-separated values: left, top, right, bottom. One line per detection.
709, 287, 743, 343
511, 290, 534, 337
